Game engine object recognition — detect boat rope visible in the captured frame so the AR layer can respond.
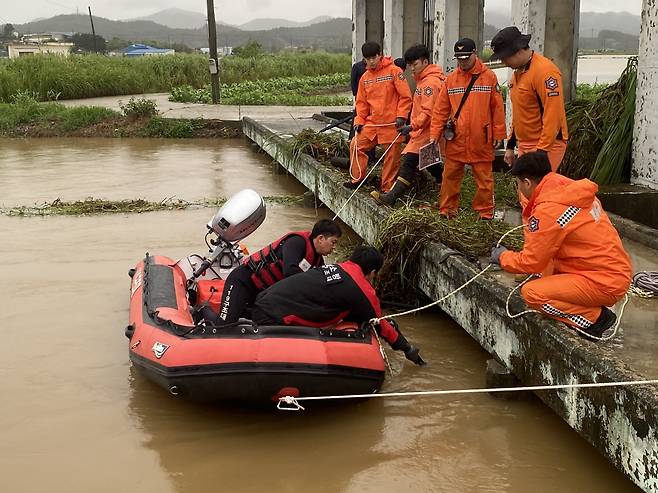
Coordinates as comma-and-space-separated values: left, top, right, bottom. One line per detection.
369, 225, 524, 322
630, 271, 658, 298
333, 127, 402, 221
371, 325, 393, 375
369, 223, 629, 342
276, 379, 658, 411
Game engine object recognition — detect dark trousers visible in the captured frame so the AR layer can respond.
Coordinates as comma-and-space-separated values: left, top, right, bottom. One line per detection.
201, 265, 260, 325
251, 307, 277, 326
399, 153, 443, 184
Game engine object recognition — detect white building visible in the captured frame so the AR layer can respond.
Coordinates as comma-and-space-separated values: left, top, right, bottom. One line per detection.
8, 42, 74, 58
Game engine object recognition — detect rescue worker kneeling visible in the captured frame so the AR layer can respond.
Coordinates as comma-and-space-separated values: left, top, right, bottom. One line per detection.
490, 152, 632, 339
202, 219, 342, 325
252, 245, 425, 365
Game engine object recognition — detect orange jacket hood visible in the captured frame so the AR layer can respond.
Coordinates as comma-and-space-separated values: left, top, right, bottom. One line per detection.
527, 173, 598, 215
414, 64, 444, 84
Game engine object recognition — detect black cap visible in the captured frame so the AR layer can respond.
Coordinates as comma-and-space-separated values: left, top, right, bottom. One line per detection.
394, 57, 407, 70
453, 38, 476, 59
491, 26, 532, 59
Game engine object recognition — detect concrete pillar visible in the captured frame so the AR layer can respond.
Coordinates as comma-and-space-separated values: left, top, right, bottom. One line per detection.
433, 0, 461, 72
384, 0, 404, 58
511, 0, 579, 102
352, 0, 366, 63
545, 0, 580, 101
433, 0, 484, 73
403, 0, 425, 52
632, 0, 658, 190
352, 0, 384, 64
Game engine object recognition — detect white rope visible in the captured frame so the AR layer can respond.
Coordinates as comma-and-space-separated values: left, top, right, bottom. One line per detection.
277, 379, 658, 410
333, 131, 402, 220
370, 224, 525, 323
349, 122, 397, 182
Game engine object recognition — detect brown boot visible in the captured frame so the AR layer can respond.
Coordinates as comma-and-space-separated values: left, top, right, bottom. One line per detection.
371, 177, 410, 206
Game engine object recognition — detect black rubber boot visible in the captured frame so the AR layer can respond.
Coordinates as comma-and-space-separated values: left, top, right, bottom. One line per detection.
579, 306, 617, 340
371, 177, 410, 206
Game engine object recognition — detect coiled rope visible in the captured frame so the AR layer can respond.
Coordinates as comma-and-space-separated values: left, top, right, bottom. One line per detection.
630, 271, 658, 298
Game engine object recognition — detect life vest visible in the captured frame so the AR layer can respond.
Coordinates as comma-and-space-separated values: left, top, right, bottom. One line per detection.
244, 231, 321, 290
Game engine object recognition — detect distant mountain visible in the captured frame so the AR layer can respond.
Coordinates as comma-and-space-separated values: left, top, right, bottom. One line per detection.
131, 8, 207, 30
579, 12, 640, 37
484, 10, 640, 39
14, 15, 351, 52
239, 16, 333, 31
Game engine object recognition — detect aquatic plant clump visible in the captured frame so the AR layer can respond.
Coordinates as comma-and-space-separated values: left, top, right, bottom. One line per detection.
3, 195, 305, 216
375, 205, 524, 298
285, 128, 351, 162
561, 57, 637, 184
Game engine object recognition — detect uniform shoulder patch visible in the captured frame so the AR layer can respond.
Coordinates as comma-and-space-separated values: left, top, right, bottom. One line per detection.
424, 87, 433, 96
545, 76, 559, 91
495, 83, 501, 93
528, 216, 540, 232
398, 72, 406, 80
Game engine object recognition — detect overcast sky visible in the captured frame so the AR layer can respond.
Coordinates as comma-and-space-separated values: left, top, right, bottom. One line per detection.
0, 0, 643, 26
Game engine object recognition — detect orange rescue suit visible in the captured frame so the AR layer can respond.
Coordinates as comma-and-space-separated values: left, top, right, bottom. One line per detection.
500, 173, 632, 328
429, 58, 506, 218
353, 56, 412, 142
350, 56, 412, 191
508, 52, 569, 153
404, 64, 445, 155
430, 58, 506, 162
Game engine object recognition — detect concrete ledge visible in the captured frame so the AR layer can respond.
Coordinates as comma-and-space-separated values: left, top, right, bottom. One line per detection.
243, 116, 658, 492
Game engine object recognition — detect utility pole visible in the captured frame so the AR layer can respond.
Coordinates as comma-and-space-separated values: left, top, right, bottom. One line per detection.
88, 6, 97, 54
206, 0, 221, 104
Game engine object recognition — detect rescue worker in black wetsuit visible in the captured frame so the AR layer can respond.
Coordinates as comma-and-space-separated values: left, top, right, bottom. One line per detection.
252, 245, 425, 365
201, 219, 342, 325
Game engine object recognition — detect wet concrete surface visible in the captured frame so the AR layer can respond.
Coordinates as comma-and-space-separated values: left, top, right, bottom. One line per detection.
0, 137, 642, 492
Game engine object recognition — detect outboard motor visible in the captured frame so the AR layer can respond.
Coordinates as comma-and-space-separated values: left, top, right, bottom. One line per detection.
178, 189, 266, 281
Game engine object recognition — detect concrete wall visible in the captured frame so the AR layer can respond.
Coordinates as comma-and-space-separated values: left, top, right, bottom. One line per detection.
632, 0, 658, 190
243, 116, 658, 492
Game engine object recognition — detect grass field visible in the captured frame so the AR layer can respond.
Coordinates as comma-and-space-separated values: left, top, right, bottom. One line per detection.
0, 52, 351, 103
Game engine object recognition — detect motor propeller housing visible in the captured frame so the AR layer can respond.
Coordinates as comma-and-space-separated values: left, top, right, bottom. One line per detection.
207, 189, 266, 243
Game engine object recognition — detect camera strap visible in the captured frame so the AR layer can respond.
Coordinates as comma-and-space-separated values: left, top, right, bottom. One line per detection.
452, 73, 480, 123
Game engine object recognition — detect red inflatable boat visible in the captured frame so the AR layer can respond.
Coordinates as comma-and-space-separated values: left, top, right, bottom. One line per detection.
126, 254, 386, 402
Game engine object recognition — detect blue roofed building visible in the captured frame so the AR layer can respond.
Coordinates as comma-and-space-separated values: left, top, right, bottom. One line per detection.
123, 44, 175, 57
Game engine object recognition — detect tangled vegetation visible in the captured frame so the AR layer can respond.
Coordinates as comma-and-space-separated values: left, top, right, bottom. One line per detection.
170, 73, 351, 106
3, 195, 304, 216
375, 204, 524, 298
561, 57, 638, 184
284, 128, 351, 162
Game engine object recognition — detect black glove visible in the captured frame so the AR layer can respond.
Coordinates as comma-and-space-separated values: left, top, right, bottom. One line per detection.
395, 117, 406, 129
399, 125, 412, 136
354, 124, 363, 134
490, 245, 508, 265
403, 345, 426, 366
391, 333, 426, 366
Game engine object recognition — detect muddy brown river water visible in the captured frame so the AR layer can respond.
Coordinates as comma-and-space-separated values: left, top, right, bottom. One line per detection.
0, 138, 638, 492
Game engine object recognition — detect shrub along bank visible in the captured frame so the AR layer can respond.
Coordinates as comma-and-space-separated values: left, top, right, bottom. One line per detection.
0, 95, 238, 138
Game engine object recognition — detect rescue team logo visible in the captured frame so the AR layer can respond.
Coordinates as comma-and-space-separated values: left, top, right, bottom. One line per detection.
424, 87, 433, 96
152, 342, 170, 359
398, 73, 406, 80
528, 216, 540, 232
545, 76, 559, 91
495, 83, 501, 93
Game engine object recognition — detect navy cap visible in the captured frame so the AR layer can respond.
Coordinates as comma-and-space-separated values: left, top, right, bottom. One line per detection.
454, 38, 476, 59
